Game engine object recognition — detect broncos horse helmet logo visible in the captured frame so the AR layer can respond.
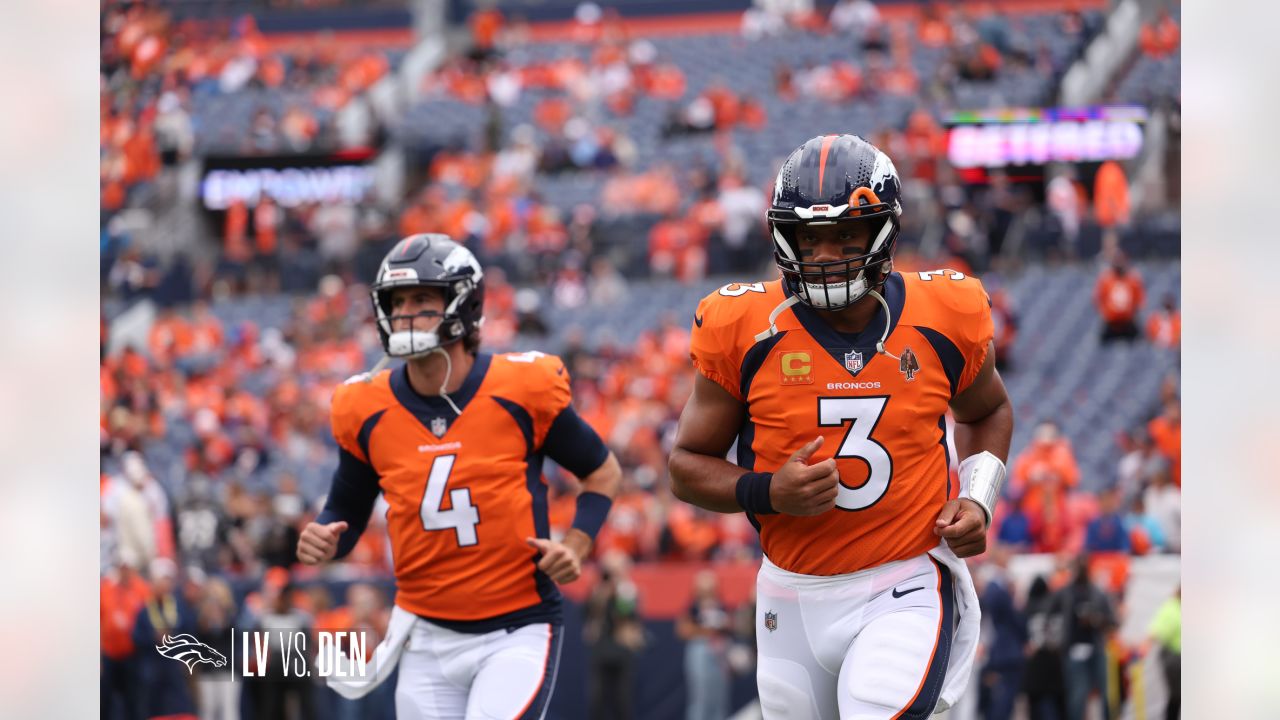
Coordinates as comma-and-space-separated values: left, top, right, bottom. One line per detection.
156, 633, 228, 673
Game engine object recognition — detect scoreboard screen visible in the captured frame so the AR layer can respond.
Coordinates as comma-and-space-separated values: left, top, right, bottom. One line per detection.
945, 105, 1147, 169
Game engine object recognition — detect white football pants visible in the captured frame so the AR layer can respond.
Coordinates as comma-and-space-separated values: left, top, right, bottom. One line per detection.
395, 620, 562, 720
755, 552, 958, 720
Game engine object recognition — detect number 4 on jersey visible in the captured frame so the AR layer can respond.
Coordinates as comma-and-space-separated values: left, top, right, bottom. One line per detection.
419, 455, 480, 546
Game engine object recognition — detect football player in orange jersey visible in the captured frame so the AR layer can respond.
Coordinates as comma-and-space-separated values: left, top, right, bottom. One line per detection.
669, 135, 1013, 718
296, 234, 621, 719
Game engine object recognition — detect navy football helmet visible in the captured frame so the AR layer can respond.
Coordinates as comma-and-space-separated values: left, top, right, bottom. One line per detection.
768, 134, 904, 310
370, 234, 485, 358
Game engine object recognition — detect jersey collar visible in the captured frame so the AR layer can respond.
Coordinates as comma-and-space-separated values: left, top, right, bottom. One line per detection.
784, 272, 905, 376
390, 352, 493, 435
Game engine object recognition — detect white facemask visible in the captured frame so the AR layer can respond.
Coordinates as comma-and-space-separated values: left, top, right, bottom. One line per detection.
800, 270, 870, 309
387, 329, 442, 358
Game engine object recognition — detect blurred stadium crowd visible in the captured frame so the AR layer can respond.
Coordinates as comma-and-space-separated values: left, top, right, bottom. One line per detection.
100, 0, 1181, 718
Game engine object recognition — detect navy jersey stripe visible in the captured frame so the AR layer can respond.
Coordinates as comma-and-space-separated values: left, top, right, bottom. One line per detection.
937, 414, 951, 498
493, 396, 562, 615
493, 396, 534, 453
915, 326, 964, 397
739, 330, 789, 400
356, 409, 386, 463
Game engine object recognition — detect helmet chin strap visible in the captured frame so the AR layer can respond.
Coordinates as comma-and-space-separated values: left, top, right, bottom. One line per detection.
364, 354, 391, 381
753, 295, 801, 342
868, 288, 900, 361
364, 344, 464, 417
432, 347, 463, 416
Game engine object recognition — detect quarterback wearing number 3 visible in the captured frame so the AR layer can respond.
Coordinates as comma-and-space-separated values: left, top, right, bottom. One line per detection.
670, 134, 1013, 719
297, 234, 621, 719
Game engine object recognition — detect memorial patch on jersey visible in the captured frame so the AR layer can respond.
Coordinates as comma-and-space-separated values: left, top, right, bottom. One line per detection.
899, 347, 921, 382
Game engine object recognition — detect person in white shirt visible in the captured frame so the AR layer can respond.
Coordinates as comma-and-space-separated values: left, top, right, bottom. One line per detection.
830, 0, 881, 36
1143, 458, 1181, 552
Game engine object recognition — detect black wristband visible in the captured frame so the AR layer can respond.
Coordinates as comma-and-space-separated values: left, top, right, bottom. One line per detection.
570, 491, 613, 540
735, 472, 777, 515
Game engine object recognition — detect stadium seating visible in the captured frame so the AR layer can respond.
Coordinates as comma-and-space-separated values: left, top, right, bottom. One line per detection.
1113, 48, 1180, 107
1111, 6, 1180, 107
395, 8, 1102, 216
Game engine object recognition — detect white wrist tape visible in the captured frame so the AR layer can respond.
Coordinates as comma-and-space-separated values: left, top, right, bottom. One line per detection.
959, 451, 1006, 528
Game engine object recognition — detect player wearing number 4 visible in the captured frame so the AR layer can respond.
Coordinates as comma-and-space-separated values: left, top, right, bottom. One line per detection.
670, 135, 1013, 719
297, 233, 621, 720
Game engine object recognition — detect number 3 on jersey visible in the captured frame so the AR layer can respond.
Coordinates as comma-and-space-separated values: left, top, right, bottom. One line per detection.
718, 281, 767, 297
419, 455, 480, 546
818, 397, 893, 510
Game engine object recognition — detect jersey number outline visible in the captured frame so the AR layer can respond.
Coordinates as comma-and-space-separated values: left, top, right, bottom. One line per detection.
419, 455, 480, 546
917, 269, 966, 281
817, 397, 893, 510
718, 281, 767, 297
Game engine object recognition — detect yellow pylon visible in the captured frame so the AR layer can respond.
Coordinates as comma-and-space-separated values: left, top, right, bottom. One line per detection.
1130, 655, 1146, 720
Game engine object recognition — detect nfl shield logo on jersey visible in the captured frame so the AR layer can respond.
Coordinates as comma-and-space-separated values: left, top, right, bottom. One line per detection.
430, 417, 448, 438
764, 611, 778, 632
844, 349, 864, 374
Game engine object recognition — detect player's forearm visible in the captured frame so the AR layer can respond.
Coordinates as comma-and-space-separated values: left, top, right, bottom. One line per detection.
317, 449, 381, 559
567, 453, 622, 555
953, 397, 1013, 463
579, 452, 622, 500
668, 447, 750, 514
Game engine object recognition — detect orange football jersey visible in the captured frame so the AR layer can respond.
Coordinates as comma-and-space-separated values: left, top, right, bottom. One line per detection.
329, 351, 575, 623
690, 271, 993, 576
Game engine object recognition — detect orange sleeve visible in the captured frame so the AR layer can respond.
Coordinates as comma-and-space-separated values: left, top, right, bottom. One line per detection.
329, 379, 373, 463
486, 352, 573, 448
942, 274, 996, 394
688, 291, 745, 401
529, 353, 573, 446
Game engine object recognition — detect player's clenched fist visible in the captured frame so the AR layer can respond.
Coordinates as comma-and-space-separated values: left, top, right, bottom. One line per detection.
934, 498, 988, 558
770, 436, 840, 516
297, 521, 349, 565
526, 537, 583, 584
